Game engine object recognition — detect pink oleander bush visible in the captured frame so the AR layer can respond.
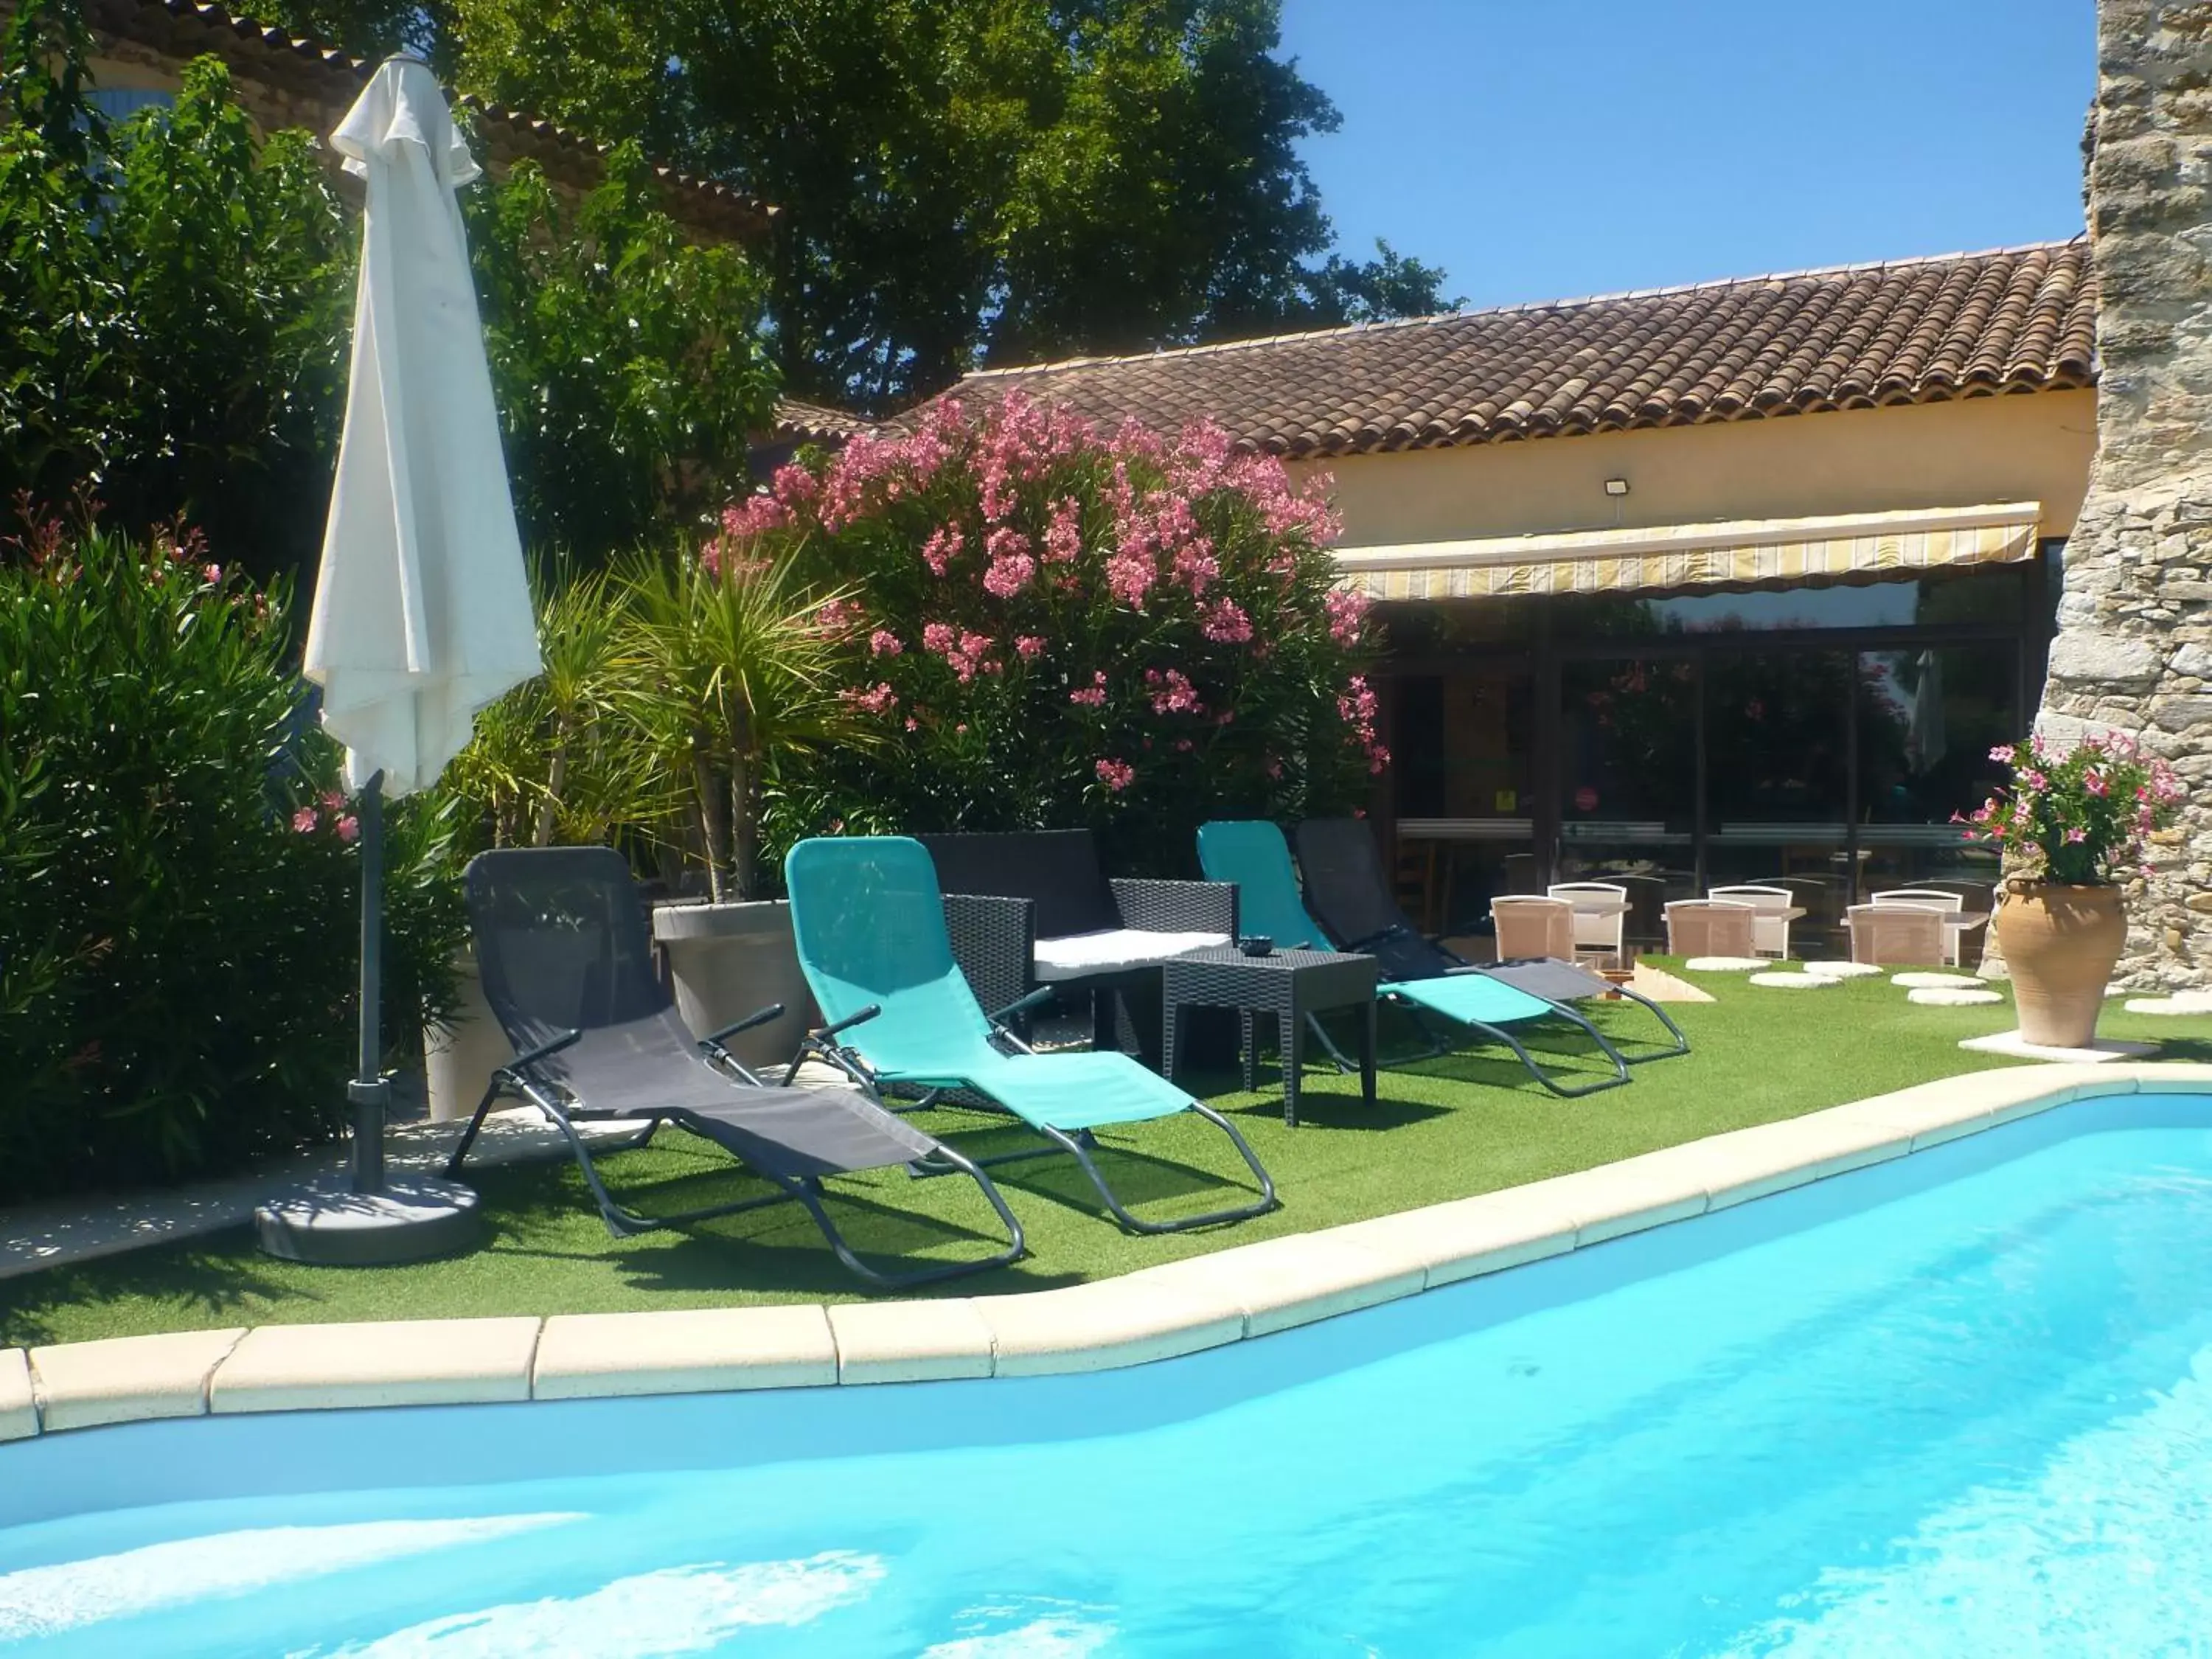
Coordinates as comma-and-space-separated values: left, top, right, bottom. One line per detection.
721, 393, 1383, 874
1957, 732, 2185, 886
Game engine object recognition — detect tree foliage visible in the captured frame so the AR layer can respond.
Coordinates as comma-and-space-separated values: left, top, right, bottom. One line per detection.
444, 0, 1461, 409
0, 2, 777, 582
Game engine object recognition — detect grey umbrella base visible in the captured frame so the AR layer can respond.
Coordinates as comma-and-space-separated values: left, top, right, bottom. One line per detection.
255, 1174, 483, 1265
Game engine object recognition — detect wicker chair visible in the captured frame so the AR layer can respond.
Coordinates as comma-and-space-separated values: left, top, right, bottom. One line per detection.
1663, 900, 1758, 959
1491, 895, 1576, 961
1847, 903, 1947, 967
1706, 884, 1798, 959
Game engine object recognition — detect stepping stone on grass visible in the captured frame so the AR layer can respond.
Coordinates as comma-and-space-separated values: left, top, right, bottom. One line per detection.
1685, 956, 1770, 972
1801, 961, 1882, 979
1891, 972, 1985, 990
2123, 991, 2212, 1016
1747, 971, 1837, 989
1908, 987, 2006, 1006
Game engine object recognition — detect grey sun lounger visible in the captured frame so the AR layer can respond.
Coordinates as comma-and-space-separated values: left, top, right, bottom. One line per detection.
445, 846, 1025, 1289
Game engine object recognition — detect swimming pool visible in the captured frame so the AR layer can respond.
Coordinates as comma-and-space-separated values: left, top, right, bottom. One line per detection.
6, 1091, 2212, 1655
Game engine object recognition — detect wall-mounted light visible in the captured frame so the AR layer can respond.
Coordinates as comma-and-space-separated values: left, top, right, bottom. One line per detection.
1603, 478, 1630, 497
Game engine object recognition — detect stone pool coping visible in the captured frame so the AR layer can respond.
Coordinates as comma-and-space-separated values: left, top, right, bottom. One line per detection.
6, 1060, 2211, 1442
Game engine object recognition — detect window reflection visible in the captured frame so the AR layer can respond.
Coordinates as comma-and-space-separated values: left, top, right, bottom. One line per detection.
1857, 644, 2009, 894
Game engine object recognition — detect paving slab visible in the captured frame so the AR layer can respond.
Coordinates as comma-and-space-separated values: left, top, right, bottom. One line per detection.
1958, 1031, 2160, 1063
210, 1317, 541, 1413
31, 1329, 246, 1432
1329, 1190, 1580, 1287
1124, 1231, 1425, 1338
0, 1350, 34, 1442
828, 1298, 996, 1384
534, 1307, 836, 1399
981, 1277, 1245, 1377
0, 1110, 646, 1281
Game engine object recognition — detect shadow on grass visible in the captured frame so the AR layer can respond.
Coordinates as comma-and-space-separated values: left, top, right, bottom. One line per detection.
0, 1228, 318, 1346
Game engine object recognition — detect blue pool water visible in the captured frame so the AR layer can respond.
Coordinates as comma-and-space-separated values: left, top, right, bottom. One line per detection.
7, 1094, 2212, 1655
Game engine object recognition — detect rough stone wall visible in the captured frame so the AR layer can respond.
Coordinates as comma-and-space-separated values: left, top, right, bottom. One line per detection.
2037, 0, 2212, 987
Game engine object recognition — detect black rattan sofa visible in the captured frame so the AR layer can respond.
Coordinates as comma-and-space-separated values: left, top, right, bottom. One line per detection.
917, 830, 1237, 1063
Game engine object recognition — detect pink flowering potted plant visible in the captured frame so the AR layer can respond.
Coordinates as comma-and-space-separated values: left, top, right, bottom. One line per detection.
1961, 731, 2185, 1046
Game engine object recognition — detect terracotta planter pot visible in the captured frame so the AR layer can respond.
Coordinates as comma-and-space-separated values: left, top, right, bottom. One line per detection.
1992, 883, 2126, 1048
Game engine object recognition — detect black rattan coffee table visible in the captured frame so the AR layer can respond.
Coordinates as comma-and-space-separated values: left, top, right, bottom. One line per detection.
1160, 947, 1378, 1127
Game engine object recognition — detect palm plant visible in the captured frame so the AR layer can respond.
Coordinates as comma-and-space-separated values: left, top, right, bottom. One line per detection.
445, 567, 674, 849
615, 545, 867, 901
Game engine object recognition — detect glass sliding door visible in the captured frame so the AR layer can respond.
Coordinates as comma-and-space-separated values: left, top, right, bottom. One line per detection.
1558, 657, 1697, 947
1394, 668, 1537, 935
1704, 649, 1854, 949
1857, 644, 2011, 902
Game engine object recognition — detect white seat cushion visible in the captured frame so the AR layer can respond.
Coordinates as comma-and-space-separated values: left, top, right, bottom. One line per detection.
1032, 929, 1230, 981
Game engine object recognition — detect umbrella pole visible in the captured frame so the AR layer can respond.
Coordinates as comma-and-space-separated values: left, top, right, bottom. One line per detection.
253, 770, 483, 1264
349, 769, 388, 1194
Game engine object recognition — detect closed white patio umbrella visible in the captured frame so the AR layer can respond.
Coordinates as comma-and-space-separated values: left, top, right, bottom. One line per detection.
257, 56, 540, 1265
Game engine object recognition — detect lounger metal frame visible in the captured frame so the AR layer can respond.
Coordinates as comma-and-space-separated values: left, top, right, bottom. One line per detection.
1285, 929, 1631, 1098
792, 992, 1278, 1236
445, 1003, 1027, 1290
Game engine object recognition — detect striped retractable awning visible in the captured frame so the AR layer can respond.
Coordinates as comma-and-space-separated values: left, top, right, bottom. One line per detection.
1332, 501, 2044, 602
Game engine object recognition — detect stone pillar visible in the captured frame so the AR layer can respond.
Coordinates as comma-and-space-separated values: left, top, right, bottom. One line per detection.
2036, 0, 2212, 987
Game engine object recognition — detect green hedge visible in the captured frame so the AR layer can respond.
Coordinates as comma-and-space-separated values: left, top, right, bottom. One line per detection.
0, 520, 463, 1203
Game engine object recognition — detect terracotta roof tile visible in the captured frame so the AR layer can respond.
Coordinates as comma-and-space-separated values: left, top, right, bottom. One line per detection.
85, 0, 777, 243
945, 240, 2094, 457
771, 397, 877, 442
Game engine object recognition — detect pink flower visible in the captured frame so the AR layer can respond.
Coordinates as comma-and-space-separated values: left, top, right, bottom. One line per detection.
983, 549, 1037, 598
1105, 550, 1155, 609
1043, 498, 1082, 564
335, 815, 359, 844
202, 563, 222, 585
1015, 635, 1046, 659
814, 596, 857, 633
1096, 757, 1135, 792
841, 683, 900, 716
2065, 827, 2087, 844
1325, 586, 1370, 644
769, 462, 821, 507
904, 717, 919, 731
1069, 670, 1109, 708
1174, 738, 1194, 752
291, 807, 317, 834
1145, 668, 1203, 715
1169, 541, 1220, 597
1989, 743, 2015, 763
869, 629, 904, 657
2022, 770, 2048, 791
920, 525, 963, 577
320, 790, 348, 813
720, 493, 792, 539
2084, 769, 2108, 796
1199, 597, 1253, 643
922, 622, 958, 655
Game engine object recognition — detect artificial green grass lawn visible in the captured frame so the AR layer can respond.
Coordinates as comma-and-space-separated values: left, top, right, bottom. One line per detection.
7, 967, 2209, 1347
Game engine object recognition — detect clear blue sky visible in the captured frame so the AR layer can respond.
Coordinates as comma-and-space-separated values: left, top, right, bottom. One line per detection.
1279, 0, 2095, 311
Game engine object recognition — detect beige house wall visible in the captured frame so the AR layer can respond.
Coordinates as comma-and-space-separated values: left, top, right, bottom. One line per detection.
1293, 389, 2097, 549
